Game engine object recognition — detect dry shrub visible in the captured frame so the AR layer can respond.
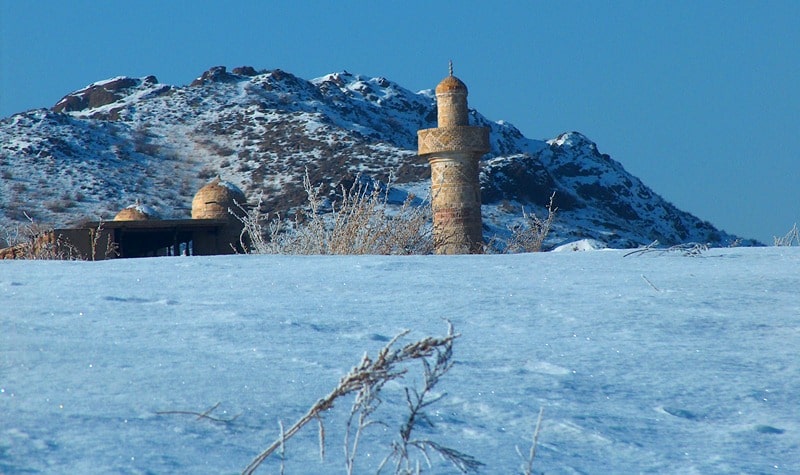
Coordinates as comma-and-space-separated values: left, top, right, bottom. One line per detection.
774, 223, 799, 246
44, 199, 74, 213
0, 214, 78, 260
89, 221, 120, 260
240, 171, 433, 255
242, 322, 482, 475
503, 192, 557, 253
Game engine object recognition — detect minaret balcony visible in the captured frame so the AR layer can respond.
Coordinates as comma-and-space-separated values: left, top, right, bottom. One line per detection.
417, 126, 490, 156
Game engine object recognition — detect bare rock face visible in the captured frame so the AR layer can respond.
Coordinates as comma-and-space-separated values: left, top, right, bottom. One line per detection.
53, 76, 158, 113
190, 66, 238, 86
481, 153, 571, 209
52, 76, 170, 120
191, 65, 263, 86
231, 66, 258, 76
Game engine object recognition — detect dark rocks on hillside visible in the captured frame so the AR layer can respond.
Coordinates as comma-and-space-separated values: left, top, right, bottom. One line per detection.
232, 66, 258, 76
575, 182, 641, 221
54, 77, 138, 112
190, 66, 239, 86
481, 154, 580, 211
52, 76, 164, 116
395, 155, 430, 183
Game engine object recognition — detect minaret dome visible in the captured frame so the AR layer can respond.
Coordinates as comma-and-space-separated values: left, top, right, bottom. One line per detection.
435, 75, 468, 95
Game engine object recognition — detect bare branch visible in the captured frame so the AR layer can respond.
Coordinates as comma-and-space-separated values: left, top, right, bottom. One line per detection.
156, 402, 240, 424
519, 407, 545, 475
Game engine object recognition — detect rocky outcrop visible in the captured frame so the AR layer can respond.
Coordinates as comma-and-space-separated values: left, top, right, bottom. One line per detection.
52, 76, 171, 119
54, 76, 157, 112
190, 66, 258, 86
232, 66, 259, 76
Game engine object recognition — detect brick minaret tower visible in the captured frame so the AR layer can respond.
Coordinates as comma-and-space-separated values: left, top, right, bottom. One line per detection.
418, 63, 490, 254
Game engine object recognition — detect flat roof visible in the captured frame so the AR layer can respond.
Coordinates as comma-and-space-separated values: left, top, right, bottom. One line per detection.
61, 219, 232, 232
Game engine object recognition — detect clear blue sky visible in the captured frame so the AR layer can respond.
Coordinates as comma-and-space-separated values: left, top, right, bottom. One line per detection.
2, 0, 798, 243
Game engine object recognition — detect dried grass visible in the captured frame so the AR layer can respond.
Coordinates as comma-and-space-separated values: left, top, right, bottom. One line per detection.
774, 223, 799, 246
0, 213, 79, 260
623, 240, 709, 257
500, 192, 557, 253
0, 216, 116, 261
376, 323, 483, 474
241, 322, 480, 475
240, 170, 433, 255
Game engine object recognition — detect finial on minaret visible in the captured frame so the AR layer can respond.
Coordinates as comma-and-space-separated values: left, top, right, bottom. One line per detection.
448, 60, 453, 77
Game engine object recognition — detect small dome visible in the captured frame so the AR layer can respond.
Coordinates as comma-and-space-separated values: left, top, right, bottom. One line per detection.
114, 202, 159, 221
192, 177, 247, 220
435, 75, 467, 95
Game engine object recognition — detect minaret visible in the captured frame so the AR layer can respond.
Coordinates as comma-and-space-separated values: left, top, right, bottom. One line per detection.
417, 63, 490, 254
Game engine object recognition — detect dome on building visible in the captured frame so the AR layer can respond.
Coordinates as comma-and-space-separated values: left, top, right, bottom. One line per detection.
435, 75, 468, 95
114, 202, 160, 221
191, 177, 247, 220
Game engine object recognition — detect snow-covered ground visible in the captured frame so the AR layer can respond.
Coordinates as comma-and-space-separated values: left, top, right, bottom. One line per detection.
2, 247, 798, 474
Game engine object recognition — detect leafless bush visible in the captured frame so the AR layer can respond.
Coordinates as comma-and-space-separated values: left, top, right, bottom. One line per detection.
774, 223, 799, 246
503, 192, 557, 253
240, 171, 433, 255
0, 214, 79, 260
44, 198, 74, 213
198, 166, 217, 180
242, 322, 479, 475
89, 221, 119, 260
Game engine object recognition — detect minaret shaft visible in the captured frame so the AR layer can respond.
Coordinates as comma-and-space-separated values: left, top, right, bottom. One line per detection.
437, 92, 469, 127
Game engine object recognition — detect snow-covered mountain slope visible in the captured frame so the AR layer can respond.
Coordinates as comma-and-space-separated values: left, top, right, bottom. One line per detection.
0, 65, 754, 248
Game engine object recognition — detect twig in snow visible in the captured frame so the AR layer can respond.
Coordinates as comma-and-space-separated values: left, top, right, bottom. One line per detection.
624, 240, 708, 257
278, 420, 286, 475
516, 407, 544, 475
641, 274, 661, 292
624, 240, 659, 257
156, 402, 240, 424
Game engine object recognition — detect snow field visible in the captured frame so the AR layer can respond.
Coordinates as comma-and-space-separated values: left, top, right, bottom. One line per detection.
1, 247, 798, 473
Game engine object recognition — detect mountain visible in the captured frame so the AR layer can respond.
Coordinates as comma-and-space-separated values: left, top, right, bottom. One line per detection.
0, 65, 753, 249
